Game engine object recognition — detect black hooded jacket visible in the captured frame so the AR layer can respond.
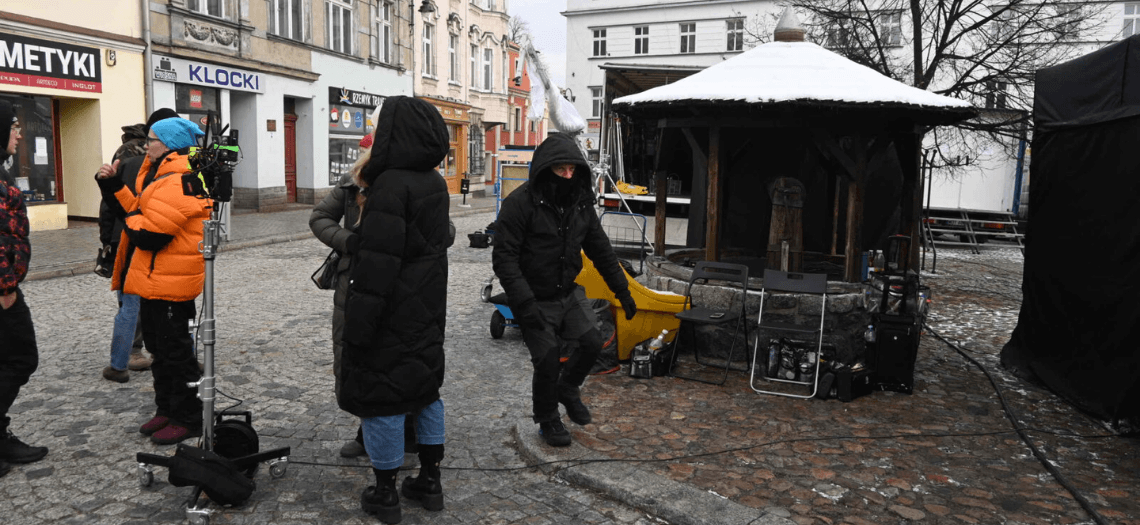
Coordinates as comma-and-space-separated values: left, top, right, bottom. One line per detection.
339, 96, 451, 418
492, 133, 630, 308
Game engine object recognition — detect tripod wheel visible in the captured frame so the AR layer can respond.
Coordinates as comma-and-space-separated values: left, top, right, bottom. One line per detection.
269, 458, 288, 479
137, 465, 154, 488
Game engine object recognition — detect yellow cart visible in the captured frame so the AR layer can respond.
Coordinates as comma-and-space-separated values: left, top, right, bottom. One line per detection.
575, 256, 687, 359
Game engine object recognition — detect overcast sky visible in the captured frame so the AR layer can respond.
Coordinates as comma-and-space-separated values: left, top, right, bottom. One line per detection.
509, 0, 568, 87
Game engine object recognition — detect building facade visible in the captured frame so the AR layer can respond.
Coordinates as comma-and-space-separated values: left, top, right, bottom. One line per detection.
0, 4, 148, 230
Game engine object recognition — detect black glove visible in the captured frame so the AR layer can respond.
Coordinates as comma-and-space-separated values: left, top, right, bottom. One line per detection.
514, 298, 542, 329
94, 244, 114, 278
618, 294, 637, 320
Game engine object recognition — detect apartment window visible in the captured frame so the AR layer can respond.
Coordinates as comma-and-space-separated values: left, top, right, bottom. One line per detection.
679, 23, 696, 53
372, 1, 392, 63
878, 11, 902, 46
634, 26, 649, 55
590, 86, 602, 118
726, 19, 743, 51
1055, 5, 1082, 40
327, 0, 353, 54
985, 81, 1008, 110
423, 22, 435, 76
470, 45, 479, 89
1127, 3, 1140, 37
270, 0, 303, 40
188, 0, 224, 17
483, 48, 494, 92
513, 107, 521, 132
449, 35, 459, 81
826, 24, 849, 48
592, 29, 607, 57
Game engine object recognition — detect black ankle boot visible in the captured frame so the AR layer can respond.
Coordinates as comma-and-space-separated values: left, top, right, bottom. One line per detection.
400, 444, 443, 511
362, 467, 401, 524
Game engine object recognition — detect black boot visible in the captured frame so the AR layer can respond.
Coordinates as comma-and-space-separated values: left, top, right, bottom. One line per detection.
362, 467, 401, 524
558, 385, 592, 426
0, 431, 48, 464
400, 444, 443, 511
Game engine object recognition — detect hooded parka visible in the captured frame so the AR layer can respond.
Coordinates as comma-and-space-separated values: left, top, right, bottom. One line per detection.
492, 133, 630, 309
339, 96, 451, 418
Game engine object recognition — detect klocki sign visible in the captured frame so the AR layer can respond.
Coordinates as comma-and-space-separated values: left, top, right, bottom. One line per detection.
152, 55, 263, 93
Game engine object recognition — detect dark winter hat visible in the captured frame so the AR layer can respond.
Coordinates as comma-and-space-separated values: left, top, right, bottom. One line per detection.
144, 107, 179, 136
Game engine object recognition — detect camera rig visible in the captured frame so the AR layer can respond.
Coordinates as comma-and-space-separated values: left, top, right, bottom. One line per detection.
182, 111, 239, 202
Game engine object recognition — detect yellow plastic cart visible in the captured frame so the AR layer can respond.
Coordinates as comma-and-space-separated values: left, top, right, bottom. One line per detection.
575, 255, 687, 359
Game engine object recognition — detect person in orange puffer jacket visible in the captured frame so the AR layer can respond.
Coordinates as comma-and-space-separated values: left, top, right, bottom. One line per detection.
96, 116, 210, 446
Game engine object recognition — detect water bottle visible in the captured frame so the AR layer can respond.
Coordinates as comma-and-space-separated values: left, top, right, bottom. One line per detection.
648, 329, 668, 354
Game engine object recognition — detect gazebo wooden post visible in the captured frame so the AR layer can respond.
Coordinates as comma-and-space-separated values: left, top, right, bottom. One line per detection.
655, 174, 667, 255
843, 171, 865, 282
705, 126, 721, 262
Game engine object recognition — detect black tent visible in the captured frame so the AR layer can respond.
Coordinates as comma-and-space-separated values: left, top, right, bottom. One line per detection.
1001, 35, 1140, 422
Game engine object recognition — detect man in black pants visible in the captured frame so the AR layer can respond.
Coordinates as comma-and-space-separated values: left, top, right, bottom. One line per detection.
0, 100, 49, 477
493, 132, 636, 447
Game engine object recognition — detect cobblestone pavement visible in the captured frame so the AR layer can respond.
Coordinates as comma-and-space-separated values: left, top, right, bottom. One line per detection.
8, 204, 1140, 525
1, 210, 665, 525
577, 245, 1140, 525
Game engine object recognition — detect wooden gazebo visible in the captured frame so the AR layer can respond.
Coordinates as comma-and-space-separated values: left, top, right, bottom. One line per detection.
610, 9, 975, 282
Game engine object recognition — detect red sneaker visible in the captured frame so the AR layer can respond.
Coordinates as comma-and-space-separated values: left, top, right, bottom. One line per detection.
150, 423, 202, 445
139, 416, 170, 436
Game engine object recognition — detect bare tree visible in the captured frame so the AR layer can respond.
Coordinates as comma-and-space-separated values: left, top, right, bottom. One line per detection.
508, 15, 531, 44
782, 0, 1109, 171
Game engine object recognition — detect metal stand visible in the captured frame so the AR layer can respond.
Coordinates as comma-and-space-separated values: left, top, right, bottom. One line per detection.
136, 206, 291, 525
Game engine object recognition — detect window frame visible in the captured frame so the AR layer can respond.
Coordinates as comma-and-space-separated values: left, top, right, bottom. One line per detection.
590, 86, 602, 118
422, 21, 435, 77
270, 0, 304, 40
634, 25, 649, 55
679, 23, 696, 54
188, 0, 225, 18
483, 47, 494, 92
326, 0, 354, 54
372, 1, 392, 63
1127, 3, 1140, 37
877, 11, 902, 47
726, 18, 743, 52
592, 28, 607, 57
470, 44, 479, 89
449, 34, 459, 82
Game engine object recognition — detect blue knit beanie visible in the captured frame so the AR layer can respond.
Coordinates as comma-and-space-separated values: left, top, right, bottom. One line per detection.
151, 118, 204, 150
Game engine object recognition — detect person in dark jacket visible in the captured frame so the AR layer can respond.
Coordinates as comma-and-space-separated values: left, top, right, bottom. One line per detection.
309, 136, 367, 458
0, 100, 50, 477
97, 109, 179, 383
340, 96, 451, 524
492, 132, 637, 447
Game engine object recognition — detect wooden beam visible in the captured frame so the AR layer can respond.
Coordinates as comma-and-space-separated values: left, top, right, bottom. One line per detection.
653, 129, 667, 255
705, 126, 721, 262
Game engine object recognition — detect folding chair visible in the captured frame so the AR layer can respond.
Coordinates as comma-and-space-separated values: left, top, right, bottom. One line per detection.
750, 269, 827, 398
668, 261, 751, 385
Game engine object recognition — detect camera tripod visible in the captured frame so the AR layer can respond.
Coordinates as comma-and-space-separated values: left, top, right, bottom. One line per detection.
135, 204, 292, 525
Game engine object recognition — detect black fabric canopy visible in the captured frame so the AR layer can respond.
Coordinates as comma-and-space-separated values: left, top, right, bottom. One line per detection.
1001, 35, 1140, 422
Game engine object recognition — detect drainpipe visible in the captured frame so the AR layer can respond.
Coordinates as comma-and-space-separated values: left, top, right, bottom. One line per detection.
142, 0, 154, 115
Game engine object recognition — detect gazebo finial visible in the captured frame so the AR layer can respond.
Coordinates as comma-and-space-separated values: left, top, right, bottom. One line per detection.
774, 6, 806, 42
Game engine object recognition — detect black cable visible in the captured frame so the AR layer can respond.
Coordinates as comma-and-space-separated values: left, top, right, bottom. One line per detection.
923, 324, 1112, 525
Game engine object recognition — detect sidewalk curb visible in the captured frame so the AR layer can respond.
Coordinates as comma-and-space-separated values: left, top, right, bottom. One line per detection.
512, 419, 795, 525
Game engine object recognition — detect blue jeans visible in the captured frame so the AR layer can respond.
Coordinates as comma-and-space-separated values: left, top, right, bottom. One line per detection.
110, 291, 141, 371
361, 399, 445, 470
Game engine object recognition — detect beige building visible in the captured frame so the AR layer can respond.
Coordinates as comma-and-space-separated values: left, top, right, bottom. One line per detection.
412, 0, 510, 195
0, 4, 148, 230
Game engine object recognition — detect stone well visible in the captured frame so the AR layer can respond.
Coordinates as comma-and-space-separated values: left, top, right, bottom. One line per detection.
640, 255, 872, 366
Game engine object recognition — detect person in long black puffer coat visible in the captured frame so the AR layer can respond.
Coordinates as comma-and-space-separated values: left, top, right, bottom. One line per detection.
339, 96, 450, 524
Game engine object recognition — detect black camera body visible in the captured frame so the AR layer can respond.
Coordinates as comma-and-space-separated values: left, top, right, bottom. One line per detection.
183, 113, 239, 202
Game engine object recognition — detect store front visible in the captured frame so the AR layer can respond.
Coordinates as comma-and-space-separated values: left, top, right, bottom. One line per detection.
327, 87, 384, 186
421, 97, 470, 195
0, 30, 145, 230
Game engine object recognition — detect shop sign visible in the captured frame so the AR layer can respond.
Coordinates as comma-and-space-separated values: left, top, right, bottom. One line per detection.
329, 104, 368, 133
0, 32, 102, 93
329, 87, 385, 108
152, 55, 263, 93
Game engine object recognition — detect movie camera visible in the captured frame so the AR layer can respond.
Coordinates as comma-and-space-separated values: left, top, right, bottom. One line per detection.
182, 111, 239, 202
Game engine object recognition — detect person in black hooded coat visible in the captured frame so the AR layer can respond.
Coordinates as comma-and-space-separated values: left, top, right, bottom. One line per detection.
492, 132, 636, 448
340, 96, 450, 523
